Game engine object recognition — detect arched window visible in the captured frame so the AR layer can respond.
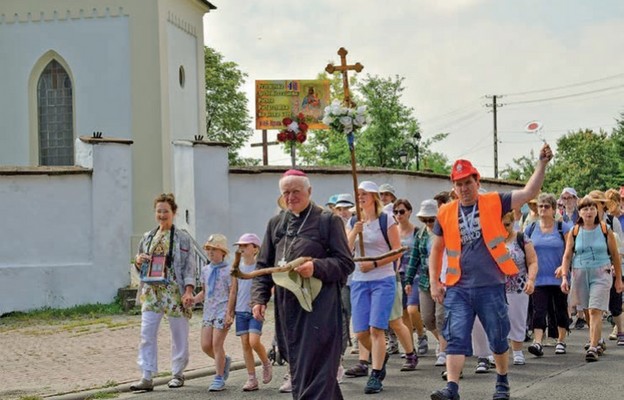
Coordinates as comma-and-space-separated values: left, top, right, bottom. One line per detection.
37, 60, 74, 165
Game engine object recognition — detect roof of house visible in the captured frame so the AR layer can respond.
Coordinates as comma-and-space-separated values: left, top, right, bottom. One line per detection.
198, 0, 217, 10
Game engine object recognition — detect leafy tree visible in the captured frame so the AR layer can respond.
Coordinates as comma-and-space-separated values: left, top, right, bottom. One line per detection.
204, 46, 257, 166
500, 150, 538, 182
298, 73, 450, 173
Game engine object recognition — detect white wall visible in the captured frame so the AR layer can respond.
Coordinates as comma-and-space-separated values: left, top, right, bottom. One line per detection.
0, 138, 132, 314
0, 14, 131, 165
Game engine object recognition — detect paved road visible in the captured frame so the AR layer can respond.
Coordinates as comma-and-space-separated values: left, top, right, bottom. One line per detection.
80, 321, 624, 400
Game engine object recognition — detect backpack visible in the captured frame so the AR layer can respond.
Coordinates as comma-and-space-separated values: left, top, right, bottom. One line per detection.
516, 231, 525, 250
349, 212, 391, 250
571, 221, 610, 256
526, 220, 565, 243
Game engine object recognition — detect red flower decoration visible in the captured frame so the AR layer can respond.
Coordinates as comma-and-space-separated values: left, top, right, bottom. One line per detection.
277, 114, 310, 144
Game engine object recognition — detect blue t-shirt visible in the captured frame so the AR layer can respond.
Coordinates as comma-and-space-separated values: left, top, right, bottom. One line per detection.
525, 221, 572, 286
433, 193, 512, 288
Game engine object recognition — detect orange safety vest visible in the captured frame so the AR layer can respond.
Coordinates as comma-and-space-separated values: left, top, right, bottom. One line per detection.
437, 192, 518, 286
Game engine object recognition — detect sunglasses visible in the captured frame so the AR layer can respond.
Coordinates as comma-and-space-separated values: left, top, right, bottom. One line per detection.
420, 217, 435, 223
503, 222, 513, 227
537, 204, 552, 209
393, 209, 408, 215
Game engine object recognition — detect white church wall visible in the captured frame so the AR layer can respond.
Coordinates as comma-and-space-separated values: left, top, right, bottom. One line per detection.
0, 12, 131, 165
166, 20, 200, 142
0, 137, 133, 315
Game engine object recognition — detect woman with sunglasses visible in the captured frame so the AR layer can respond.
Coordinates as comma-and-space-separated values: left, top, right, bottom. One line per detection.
393, 199, 428, 356
502, 211, 538, 365
405, 199, 448, 367
524, 193, 572, 358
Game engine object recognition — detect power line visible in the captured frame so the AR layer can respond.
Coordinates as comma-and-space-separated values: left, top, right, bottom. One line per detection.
505, 84, 624, 106
502, 72, 624, 97
419, 98, 483, 125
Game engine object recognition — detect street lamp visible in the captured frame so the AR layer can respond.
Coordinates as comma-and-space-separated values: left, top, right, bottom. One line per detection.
404, 132, 421, 171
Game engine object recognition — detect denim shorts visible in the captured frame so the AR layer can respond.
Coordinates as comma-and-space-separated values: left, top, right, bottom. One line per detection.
350, 276, 396, 332
443, 284, 510, 356
235, 311, 263, 336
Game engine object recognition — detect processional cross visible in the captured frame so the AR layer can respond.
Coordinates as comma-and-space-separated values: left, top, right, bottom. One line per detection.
325, 47, 366, 255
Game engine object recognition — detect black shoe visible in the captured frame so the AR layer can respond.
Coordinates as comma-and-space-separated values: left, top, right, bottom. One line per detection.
345, 362, 369, 378
575, 318, 587, 329
431, 387, 460, 400
492, 382, 510, 400
528, 342, 544, 357
364, 374, 383, 394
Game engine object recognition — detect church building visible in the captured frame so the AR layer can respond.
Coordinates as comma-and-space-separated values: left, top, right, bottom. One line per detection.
0, 0, 216, 236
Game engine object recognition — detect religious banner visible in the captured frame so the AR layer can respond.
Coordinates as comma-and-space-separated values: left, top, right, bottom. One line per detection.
255, 80, 330, 130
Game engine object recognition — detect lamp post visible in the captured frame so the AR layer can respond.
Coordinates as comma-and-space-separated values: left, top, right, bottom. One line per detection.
401, 132, 421, 171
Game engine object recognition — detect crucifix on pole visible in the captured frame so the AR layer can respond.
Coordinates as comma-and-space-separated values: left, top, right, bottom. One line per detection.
325, 47, 366, 255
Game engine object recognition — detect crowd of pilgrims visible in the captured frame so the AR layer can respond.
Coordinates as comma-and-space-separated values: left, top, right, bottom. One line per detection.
129, 182, 624, 396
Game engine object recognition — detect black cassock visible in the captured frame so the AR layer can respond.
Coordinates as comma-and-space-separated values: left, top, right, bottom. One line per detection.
252, 203, 354, 400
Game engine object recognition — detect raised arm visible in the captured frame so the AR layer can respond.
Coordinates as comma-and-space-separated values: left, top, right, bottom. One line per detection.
511, 144, 553, 210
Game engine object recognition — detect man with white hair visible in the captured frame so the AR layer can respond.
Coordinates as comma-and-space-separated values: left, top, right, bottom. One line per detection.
251, 169, 354, 399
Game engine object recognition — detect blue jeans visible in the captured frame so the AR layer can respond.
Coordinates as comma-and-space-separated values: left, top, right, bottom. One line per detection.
443, 284, 510, 356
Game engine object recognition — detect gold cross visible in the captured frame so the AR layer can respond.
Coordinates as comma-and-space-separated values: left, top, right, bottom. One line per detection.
325, 47, 364, 107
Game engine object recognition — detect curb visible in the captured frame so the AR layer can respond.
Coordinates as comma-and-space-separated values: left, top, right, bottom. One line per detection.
44, 361, 248, 400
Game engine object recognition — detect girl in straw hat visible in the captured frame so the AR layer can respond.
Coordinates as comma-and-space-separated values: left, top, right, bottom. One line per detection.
193, 233, 232, 391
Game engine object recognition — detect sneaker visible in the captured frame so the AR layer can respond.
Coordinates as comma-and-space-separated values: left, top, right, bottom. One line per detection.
585, 347, 599, 362
130, 378, 154, 392
609, 325, 618, 340
528, 342, 544, 357
337, 364, 345, 384
617, 333, 624, 346
431, 387, 460, 400
167, 375, 184, 388
475, 358, 490, 373
209, 376, 226, 392
223, 355, 232, 381
435, 352, 447, 367
242, 377, 259, 391
493, 381, 511, 400
575, 318, 587, 329
379, 352, 390, 381
488, 355, 496, 367
345, 362, 369, 378
513, 353, 525, 365
279, 374, 292, 393
401, 353, 419, 371
418, 334, 429, 355
555, 342, 567, 354
364, 374, 383, 394
262, 362, 273, 384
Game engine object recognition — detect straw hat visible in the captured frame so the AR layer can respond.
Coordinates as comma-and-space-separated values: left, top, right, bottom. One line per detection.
272, 271, 322, 312
203, 234, 229, 255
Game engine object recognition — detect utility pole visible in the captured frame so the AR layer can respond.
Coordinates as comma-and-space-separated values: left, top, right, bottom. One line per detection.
485, 95, 503, 179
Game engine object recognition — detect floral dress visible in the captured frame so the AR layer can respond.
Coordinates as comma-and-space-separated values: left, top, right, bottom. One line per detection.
505, 234, 530, 294
140, 230, 192, 319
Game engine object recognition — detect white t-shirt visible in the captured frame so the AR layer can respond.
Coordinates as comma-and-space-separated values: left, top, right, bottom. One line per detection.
352, 214, 397, 282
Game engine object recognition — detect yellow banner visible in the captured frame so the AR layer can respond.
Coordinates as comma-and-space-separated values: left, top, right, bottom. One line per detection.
255, 80, 330, 130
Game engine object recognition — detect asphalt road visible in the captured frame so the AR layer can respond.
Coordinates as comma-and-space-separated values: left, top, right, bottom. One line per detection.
103, 321, 624, 400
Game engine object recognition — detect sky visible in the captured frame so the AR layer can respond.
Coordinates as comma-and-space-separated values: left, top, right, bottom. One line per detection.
203, 0, 624, 178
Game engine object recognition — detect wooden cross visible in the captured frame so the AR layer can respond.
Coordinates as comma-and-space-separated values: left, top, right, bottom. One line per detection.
325, 47, 366, 255
325, 47, 363, 107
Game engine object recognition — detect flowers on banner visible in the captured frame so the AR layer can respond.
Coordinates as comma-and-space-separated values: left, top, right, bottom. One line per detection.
322, 100, 367, 134
277, 113, 309, 144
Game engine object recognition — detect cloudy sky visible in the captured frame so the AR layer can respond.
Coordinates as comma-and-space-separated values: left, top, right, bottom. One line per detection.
203, 0, 624, 177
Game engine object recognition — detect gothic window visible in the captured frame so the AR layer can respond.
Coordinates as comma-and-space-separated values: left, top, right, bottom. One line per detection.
37, 60, 74, 166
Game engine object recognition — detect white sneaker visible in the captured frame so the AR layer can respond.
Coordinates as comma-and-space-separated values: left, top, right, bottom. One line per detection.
513, 353, 526, 365
435, 352, 447, 367
279, 374, 292, 393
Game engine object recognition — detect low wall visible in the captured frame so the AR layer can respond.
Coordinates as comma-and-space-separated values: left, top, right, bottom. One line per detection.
0, 137, 132, 315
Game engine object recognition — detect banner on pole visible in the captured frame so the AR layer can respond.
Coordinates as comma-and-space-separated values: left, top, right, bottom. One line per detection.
255, 80, 330, 130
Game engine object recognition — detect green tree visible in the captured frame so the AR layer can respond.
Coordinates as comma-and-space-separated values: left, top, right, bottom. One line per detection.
298, 73, 450, 172
500, 150, 538, 182
204, 46, 257, 166
542, 129, 619, 195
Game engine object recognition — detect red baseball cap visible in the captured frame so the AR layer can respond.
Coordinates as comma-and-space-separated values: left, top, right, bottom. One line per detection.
450, 159, 480, 181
